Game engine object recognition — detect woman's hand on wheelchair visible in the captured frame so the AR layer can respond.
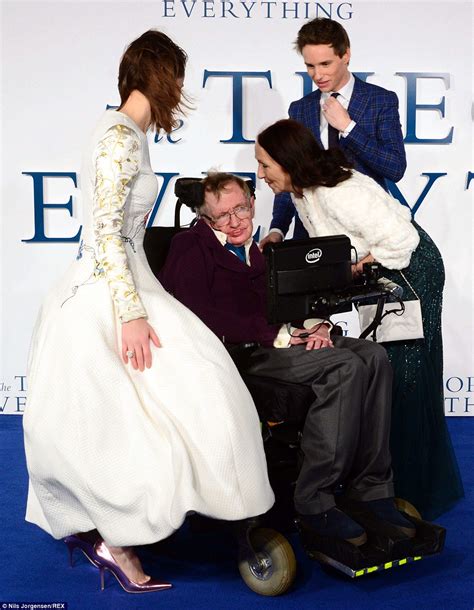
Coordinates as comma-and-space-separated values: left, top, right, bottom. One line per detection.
352, 253, 375, 276
258, 231, 283, 252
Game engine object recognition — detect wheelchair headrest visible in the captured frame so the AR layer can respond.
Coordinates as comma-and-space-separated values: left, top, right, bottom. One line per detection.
174, 179, 205, 212
174, 177, 256, 212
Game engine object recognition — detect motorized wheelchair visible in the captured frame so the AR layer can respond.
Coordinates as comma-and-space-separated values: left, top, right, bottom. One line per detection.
143, 177, 445, 591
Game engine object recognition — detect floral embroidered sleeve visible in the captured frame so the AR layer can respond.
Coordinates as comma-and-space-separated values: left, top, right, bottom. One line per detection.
93, 124, 148, 322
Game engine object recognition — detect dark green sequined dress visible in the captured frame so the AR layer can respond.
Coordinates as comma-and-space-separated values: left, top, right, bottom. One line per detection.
381, 222, 464, 520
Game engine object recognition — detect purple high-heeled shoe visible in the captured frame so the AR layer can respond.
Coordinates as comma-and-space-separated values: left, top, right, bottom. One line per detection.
64, 534, 101, 567
94, 541, 172, 593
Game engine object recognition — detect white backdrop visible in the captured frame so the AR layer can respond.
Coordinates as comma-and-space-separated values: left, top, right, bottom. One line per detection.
1, 0, 473, 415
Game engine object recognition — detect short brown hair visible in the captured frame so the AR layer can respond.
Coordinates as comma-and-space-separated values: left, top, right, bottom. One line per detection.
118, 30, 188, 134
200, 173, 252, 211
295, 18, 350, 57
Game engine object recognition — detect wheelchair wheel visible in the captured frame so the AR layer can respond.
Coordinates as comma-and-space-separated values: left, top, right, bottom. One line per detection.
395, 497, 422, 520
238, 527, 296, 596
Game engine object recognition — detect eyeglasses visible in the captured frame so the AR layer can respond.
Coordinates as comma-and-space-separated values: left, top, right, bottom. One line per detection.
202, 205, 252, 229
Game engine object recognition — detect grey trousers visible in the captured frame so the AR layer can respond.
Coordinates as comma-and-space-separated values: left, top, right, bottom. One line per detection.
244, 336, 394, 515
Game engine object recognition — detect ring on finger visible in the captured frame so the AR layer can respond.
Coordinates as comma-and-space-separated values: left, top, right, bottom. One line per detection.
126, 349, 135, 359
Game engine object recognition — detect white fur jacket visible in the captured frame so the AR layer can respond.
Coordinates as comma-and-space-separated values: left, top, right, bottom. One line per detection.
291, 170, 420, 269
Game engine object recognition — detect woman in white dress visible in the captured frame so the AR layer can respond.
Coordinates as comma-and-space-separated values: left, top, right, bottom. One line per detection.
23, 30, 274, 593
255, 118, 463, 521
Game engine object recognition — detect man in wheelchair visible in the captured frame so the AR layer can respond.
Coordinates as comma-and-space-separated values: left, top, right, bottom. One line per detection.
159, 172, 415, 551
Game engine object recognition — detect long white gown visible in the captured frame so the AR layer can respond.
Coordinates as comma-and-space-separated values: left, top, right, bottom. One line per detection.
23, 110, 274, 546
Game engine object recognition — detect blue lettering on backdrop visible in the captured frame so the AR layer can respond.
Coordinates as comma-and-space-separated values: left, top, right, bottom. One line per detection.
261, 2, 278, 17
146, 173, 180, 227
182, 0, 198, 17
387, 173, 447, 217
229, 171, 256, 184
202, 70, 272, 142
20, 171, 463, 239
203, 0, 216, 17
199, 170, 256, 185
20, 72, 466, 240
154, 120, 184, 144
106, 104, 183, 143
397, 72, 453, 144
22, 172, 81, 243
0, 397, 8, 413
220, 1, 239, 18
282, 2, 299, 18
163, 0, 176, 16
439, 396, 473, 414
1, 376, 27, 414
336, 2, 352, 18
15, 376, 27, 392
294, 72, 454, 145
109, 71, 455, 149
0, 396, 26, 413
294, 72, 313, 98
198, 169, 256, 183
445, 375, 474, 414
466, 171, 474, 190
241, 2, 256, 18
161, 1, 353, 19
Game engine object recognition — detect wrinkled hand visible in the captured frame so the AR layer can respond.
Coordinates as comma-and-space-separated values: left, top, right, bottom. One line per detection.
122, 318, 161, 371
289, 324, 334, 351
352, 253, 376, 277
259, 232, 282, 252
322, 96, 351, 132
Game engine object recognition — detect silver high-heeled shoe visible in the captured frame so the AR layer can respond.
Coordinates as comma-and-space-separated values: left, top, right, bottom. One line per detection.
64, 534, 100, 567
94, 541, 172, 593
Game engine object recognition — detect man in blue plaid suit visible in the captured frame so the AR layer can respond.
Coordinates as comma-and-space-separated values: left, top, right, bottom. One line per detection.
260, 18, 407, 245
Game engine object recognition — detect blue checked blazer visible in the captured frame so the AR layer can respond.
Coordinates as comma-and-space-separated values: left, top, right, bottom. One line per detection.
270, 76, 407, 239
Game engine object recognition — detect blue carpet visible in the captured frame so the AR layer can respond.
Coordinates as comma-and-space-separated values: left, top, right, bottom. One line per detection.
1, 416, 472, 609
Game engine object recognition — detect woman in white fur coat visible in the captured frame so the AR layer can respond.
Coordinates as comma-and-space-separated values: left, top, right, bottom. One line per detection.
255, 119, 464, 521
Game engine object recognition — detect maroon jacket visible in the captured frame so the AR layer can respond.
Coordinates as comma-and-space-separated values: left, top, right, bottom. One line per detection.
159, 220, 280, 346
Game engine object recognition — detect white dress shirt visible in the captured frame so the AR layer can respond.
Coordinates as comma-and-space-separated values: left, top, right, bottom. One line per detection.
319, 73, 356, 149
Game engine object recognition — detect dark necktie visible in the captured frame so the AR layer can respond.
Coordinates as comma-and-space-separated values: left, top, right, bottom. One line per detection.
225, 242, 246, 263
327, 92, 340, 150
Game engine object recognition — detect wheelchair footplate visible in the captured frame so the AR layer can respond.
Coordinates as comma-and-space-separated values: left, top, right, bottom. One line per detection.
295, 507, 446, 579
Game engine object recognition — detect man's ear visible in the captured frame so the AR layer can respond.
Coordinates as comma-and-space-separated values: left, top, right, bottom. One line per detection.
198, 205, 211, 225
250, 195, 256, 217
344, 47, 351, 67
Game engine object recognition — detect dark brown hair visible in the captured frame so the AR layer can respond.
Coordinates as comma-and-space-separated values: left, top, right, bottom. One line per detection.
118, 30, 188, 134
200, 173, 252, 210
295, 18, 350, 56
257, 119, 353, 194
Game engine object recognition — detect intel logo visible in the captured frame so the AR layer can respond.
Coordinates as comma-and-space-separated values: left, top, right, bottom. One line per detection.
305, 248, 322, 264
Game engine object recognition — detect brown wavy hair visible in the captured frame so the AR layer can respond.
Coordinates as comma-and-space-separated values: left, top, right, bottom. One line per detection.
118, 30, 188, 134
295, 18, 350, 56
257, 119, 353, 195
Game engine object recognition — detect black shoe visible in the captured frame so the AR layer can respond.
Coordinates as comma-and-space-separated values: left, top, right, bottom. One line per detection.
299, 507, 367, 546
359, 498, 416, 538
